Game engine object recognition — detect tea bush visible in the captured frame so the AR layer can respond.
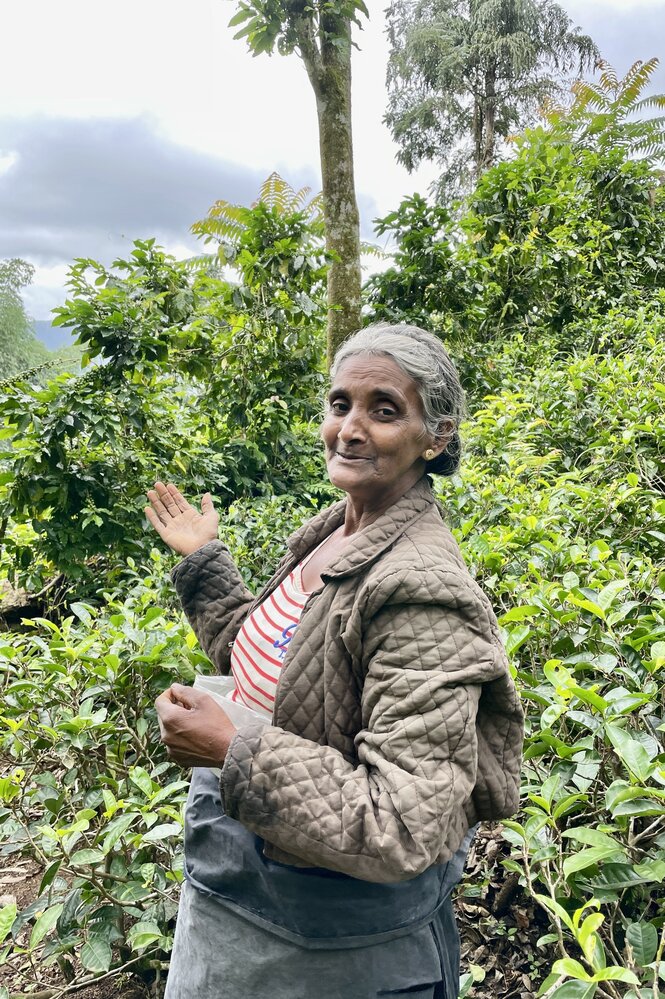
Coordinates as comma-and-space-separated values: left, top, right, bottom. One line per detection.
1, 321, 663, 997
0, 207, 328, 593
0, 565, 197, 992
439, 332, 665, 999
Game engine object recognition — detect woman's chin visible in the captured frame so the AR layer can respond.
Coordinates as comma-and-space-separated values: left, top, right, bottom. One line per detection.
327, 468, 369, 494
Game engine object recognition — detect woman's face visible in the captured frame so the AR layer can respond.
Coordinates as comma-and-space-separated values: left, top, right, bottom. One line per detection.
321, 354, 434, 507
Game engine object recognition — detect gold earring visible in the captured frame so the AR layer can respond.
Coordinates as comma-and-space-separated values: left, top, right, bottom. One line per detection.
423, 448, 435, 461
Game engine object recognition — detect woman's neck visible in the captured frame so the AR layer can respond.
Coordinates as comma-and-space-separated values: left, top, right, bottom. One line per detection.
341, 475, 423, 536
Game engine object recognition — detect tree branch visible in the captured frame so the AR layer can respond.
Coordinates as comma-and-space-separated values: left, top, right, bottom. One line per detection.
292, 15, 323, 95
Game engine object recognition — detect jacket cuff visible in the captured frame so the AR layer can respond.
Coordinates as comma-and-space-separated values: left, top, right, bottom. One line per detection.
219, 722, 273, 821
171, 539, 226, 587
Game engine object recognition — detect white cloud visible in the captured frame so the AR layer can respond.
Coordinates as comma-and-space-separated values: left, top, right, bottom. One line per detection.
0, 150, 18, 178
22, 262, 71, 319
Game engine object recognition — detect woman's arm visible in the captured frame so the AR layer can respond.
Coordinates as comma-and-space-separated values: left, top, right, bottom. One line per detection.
171, 541, 255, 675
145, 482, 254, 673
218, 568, 523, 882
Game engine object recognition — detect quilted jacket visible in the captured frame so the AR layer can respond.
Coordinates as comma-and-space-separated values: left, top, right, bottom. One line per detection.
172, 476, 523, 884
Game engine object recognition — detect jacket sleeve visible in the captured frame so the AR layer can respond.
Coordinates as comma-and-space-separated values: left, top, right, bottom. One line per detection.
171, 540, 255, 675
219, 567, 519, 882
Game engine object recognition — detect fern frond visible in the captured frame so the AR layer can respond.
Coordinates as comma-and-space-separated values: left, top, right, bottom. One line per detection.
258, 171, 290, 210
622, 57, 659, 92
206, 200, 248, 224
360, 240, 386, 259
571, 79, 608, 112
292, 185, 314, 211
632, 97, 665, 114
180, 253, 224, 275
598, 60, 618, 93
541, 95, 566, 125
309, 191, 325, 215
617, 59, 660, 111
190, 203, 248, 242
633, 132, 665, 158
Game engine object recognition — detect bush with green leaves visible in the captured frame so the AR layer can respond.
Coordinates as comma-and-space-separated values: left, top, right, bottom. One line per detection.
367, 62, 665, 345
0, 565, 196, 991
0, 489, 337, 993
2, 309, 663, 997
0, 199, 328, 591
437, 325, 665, 999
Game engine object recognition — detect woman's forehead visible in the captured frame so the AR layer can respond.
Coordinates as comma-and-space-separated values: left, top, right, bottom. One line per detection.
331, 354, 418, 395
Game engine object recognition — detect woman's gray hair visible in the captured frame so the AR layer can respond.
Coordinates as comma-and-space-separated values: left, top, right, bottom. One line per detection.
330, 322, 464, 476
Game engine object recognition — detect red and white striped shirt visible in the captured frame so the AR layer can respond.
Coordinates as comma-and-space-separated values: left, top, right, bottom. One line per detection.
229, 555, 315, 719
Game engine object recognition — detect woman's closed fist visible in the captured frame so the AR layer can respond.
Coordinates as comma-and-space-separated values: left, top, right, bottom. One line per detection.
155, 684, 236, 768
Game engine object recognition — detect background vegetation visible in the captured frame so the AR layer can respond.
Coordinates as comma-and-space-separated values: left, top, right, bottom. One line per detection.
1, 55, 664, 999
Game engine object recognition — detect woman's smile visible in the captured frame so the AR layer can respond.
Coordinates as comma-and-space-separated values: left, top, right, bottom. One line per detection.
334, 451, 372, 462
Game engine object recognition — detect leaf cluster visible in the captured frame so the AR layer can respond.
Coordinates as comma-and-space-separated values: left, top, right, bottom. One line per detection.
384, 0, 598, 194
368, 62, 665, 342
436, 326, 665, 999
228, 0, 368, 58
0, 194, 329, 591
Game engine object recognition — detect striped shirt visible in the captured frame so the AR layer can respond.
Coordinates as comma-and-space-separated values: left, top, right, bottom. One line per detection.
229, 554, 316, 719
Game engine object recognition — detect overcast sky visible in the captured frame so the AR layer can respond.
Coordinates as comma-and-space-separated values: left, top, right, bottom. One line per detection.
1, 0, 664, 320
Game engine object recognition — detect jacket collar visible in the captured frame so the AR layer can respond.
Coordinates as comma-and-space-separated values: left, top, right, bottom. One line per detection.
286, 476, 436, 579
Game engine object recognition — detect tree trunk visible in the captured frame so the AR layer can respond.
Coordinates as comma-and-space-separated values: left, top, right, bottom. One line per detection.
481, 61, 497, 172
297, 16, 362, 364
472, 95, 483, 180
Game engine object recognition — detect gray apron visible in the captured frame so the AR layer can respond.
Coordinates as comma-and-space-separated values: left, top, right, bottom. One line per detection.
164, 768, 473, 998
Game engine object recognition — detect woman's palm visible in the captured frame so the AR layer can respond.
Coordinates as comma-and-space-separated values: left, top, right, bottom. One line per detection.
145, 482, 219, 556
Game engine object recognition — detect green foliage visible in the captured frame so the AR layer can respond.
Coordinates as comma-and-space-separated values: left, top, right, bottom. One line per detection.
365, 194, 459, 328
189, 173, 329, 326
222, 480, 340, 588
0, 564, 200, 989
228, 0, 368, 57
0, 259, 50, 380
2, 318, 663, 996
0, 207, 327, 590
2, 52, 665, 998
385, 0, 598, 195
434, 327, 665, 997
368, 63, 665, 342
545, 58, 665, 160
227, 4, 366, 357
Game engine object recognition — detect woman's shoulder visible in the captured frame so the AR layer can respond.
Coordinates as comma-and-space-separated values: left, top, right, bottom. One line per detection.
392, 501, 467, 575
362, 505, 495, 615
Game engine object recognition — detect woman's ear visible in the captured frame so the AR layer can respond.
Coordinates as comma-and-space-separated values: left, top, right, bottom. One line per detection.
430, 418, 454, 458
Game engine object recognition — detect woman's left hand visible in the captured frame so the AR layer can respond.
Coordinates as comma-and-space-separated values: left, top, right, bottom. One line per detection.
155, 683, 237, 768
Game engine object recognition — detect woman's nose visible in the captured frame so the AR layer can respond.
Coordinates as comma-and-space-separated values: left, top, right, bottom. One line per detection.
337, 409, 367, 443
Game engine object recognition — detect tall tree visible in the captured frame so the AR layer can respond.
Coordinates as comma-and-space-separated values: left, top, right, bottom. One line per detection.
385, 0, 598, 196
228, 1, 367, 361
0, 259, 49, 380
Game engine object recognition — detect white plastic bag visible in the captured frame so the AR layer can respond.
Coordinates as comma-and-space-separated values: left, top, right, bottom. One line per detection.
193, 675, 271, 777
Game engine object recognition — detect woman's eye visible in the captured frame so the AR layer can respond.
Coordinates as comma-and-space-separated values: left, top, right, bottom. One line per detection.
376, 407, 396, 417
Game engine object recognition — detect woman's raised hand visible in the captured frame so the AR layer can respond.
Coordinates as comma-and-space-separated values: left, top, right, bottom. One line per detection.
145, 481, 219, 557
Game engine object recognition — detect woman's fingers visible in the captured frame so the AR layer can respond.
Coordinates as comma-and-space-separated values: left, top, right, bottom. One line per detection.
146, 489, 172, 525
155, 481, 181, 516
166, 482, 191, 514
144, 505, 167, 535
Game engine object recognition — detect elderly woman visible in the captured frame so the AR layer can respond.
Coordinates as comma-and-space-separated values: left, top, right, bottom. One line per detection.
146, 323, 523, 999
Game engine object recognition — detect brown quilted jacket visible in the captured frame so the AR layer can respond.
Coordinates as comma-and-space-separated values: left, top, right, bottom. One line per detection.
172, 477, 524, 884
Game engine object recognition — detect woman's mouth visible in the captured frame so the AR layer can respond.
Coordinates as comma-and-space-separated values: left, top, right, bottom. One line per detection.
335, 452, 370, 462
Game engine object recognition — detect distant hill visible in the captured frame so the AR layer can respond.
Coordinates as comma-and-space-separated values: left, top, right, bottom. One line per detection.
32, 320, 77, 350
